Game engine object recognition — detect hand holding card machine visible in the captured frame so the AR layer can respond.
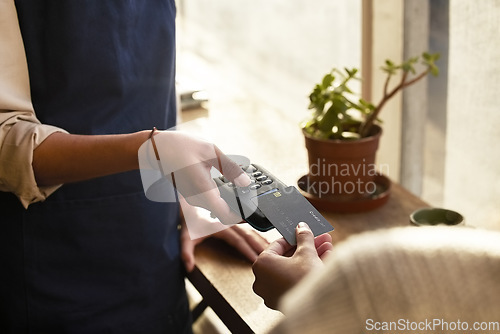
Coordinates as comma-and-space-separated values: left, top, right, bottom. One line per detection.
214, 164, 333, 245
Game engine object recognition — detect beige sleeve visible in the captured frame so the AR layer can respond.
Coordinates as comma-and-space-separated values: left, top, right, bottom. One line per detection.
270, 226, 500, 334
0, 0, 67, 208
268, 235, 366, 334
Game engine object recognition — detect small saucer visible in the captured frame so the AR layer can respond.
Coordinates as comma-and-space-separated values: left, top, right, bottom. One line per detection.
297, 174, 391, 213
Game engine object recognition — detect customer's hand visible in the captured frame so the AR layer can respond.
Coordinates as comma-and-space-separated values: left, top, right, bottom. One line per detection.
252, 223, 333, 310
141, 130, 250, 226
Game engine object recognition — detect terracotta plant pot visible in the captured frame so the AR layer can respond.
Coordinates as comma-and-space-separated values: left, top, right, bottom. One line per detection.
302, 125, 382, 201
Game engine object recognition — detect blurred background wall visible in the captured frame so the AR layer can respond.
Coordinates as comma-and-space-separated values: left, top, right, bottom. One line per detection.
177, 0, 361, 121
443, 0, 500, 230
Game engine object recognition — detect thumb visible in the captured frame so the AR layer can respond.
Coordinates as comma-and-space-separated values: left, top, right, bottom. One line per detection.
213, 146, 251, 186
295, 222, 316, 255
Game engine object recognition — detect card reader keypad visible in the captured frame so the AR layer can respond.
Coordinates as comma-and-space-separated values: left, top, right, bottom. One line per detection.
217, 165, 275, 194
214, 163, 287, 232
243, 165, 276, 195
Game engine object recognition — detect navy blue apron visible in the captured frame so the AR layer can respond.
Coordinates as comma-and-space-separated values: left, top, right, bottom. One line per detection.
0, 1, 192, 333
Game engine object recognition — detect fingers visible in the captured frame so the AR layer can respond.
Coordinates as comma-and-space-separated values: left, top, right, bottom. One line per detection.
175, 146, 249, 223
209, 198, 242, 226
180, 233, 196, 272
251, 251, 289, 310
313, 233, 333, 260
225, 228, 255, 261
233, 173, 251, 187
283, 246, 297, 258
266, 237, 295, 257
185, 187, 241, 226
215, 227, 260, 262
232, 225, 269, 255
317, 242, 334, 261
314, 232, 332, 249
179, 218, 208, 272
295, 222, 317, 256
213, 146, 250, 186
171, 162, 217, 200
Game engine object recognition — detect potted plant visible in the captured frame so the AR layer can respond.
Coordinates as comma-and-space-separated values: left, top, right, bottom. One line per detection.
299, 52, 440, 211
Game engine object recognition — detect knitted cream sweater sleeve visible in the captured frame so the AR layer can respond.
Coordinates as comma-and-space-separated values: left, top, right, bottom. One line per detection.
271, 226, 500, 334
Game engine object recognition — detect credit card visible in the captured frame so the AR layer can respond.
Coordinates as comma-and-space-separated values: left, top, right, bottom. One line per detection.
251, 186, 333, 245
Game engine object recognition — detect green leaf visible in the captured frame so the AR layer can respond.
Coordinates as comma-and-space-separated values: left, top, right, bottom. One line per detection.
318, 100, 348, 132
336, 85, 353, 95
345, 68, 358, 78
381, 65, 396, 75
402, 61, 415, 73
321, 73, 335, 89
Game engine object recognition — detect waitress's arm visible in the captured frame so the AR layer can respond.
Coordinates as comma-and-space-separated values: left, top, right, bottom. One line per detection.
1, 1, 151, 200
0, 0, 67, 208
32, 131, 151, 186
33, 130, 251, 226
